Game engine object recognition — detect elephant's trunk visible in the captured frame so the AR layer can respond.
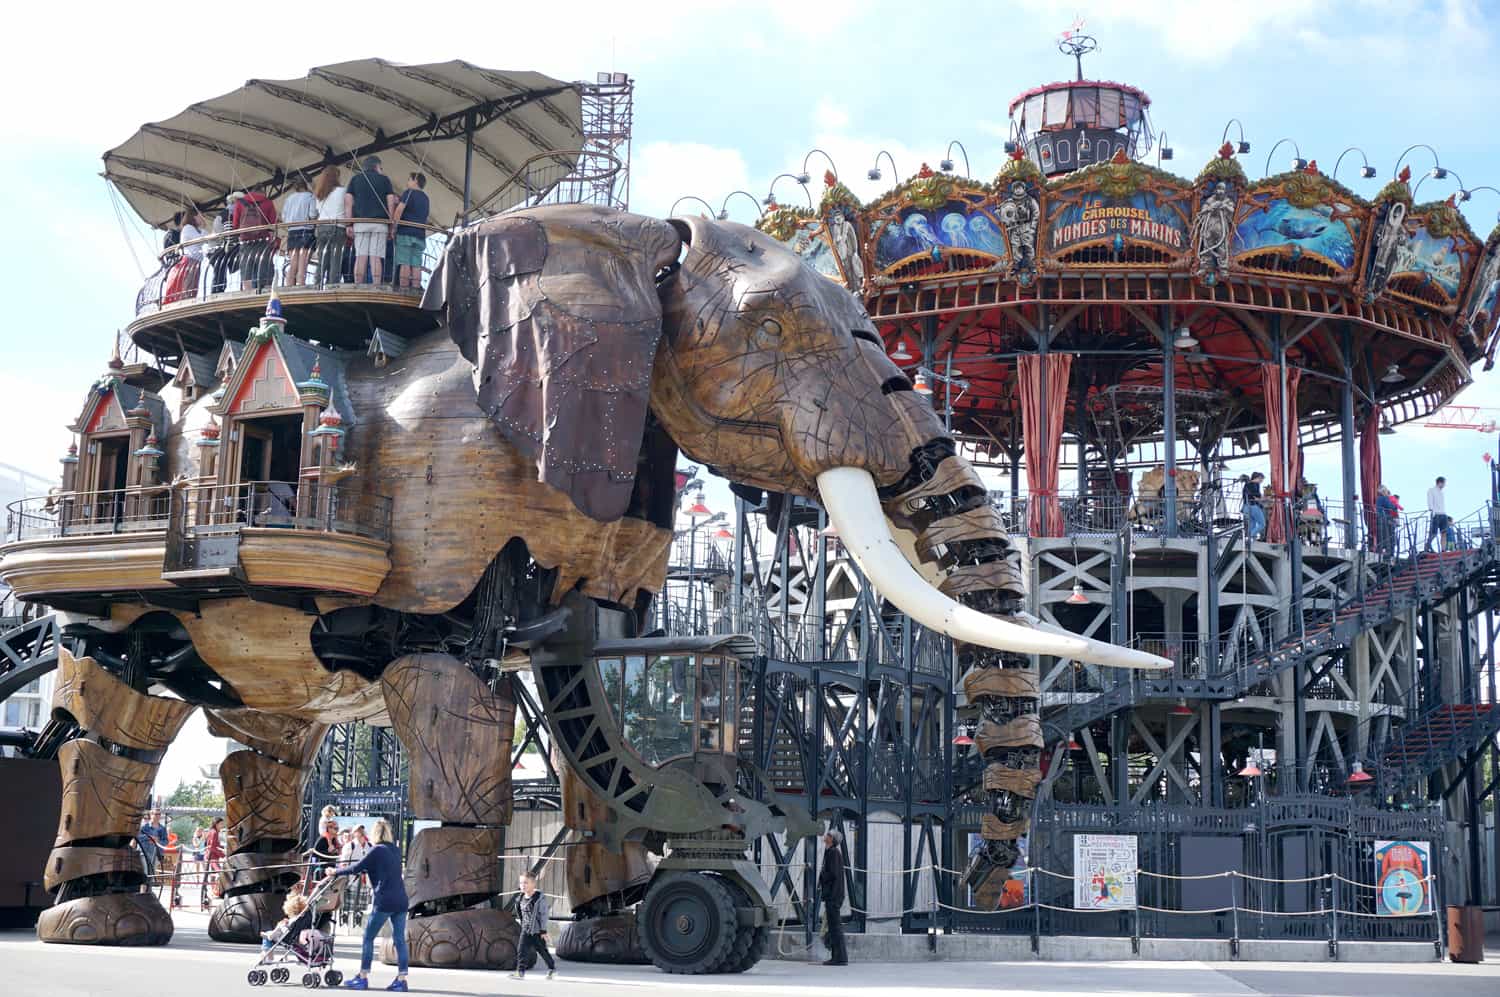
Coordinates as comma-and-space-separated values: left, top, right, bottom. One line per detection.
815, 446, 1166, 888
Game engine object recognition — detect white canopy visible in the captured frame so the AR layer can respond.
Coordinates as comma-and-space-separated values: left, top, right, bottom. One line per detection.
103, 58, 584, 229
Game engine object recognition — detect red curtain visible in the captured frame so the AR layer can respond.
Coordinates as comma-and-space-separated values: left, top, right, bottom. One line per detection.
1359, 405, 1384, 549
1261, 364, 1303, 544
1019, 353, 1073, 537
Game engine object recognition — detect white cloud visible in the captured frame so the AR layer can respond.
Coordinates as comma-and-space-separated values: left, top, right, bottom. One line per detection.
631, 141, 753, 220
814, 98, 851, 133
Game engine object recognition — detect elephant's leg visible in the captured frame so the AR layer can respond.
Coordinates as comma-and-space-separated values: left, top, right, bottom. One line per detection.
555, 766, 652, 965
881, 453, 1041, 890
380, 653, 518, 969
204, 709, 328, 943
38, 647, 195, 945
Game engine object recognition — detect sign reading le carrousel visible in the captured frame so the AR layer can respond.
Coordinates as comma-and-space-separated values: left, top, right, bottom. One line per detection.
1374, 840, 1432, 916
1073, 833, 1138, 911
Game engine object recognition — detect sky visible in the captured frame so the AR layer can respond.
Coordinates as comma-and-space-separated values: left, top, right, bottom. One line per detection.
3, 0, 1500, 792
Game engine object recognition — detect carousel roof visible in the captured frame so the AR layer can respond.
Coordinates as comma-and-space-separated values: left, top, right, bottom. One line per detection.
102, 58, 584, 228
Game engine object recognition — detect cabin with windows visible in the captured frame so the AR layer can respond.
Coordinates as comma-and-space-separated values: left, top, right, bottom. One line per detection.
3, 299, 391, 610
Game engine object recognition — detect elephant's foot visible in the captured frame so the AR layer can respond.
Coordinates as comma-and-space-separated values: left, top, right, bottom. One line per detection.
381, 907, 519, 969
209, 889, 290, 943
40, 650, 195, 946
556, 911, 649, 964
37, 892, 174, 945
381, 653, 519, 967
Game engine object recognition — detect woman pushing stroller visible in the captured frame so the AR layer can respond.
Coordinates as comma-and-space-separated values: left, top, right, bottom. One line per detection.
323, 818, 409, 992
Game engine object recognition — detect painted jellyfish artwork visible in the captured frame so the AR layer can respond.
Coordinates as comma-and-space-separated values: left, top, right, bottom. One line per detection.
1234, 198, 1362, 270
874, 207, 1007, 270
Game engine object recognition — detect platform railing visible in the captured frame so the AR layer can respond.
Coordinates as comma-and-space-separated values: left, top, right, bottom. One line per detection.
179, 480, 393, 543
5, 487, 172, 541
6, 480, 392, 545
135, 217, 450, 316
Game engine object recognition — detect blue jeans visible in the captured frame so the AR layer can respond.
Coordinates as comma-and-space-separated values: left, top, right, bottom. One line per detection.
1246, 504, 1266, 540
361, 909, 408, 974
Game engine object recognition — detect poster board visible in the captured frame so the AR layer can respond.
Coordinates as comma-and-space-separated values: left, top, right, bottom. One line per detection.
1073, 833, 1137, 910
1374, 839, 1432, 916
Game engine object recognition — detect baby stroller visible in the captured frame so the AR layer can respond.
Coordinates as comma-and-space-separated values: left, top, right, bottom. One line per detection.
246, 874, 343, 988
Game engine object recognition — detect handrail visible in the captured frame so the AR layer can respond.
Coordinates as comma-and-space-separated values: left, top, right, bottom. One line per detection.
155, 217, 451, 268
137, 216, 451, 314
468, 148, 623, 220
6, 480, 393, 545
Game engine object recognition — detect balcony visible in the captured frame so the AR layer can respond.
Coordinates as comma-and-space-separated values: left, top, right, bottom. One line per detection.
1, 480, 392, 605
129, 218, 448, 357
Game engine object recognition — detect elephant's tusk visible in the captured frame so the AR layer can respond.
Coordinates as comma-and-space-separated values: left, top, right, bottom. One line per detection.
814, 467, 1172, 670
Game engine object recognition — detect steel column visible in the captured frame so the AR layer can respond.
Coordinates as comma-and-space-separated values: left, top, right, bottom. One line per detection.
1339, 322, 1359, 550
1161, 305, 1178, 538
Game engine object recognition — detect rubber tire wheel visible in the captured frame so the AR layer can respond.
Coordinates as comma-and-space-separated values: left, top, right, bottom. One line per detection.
640, 871, 740, 974
323, 970, 342, 987
271, 967, 289, 984
735, 924, 770, 973
302, 971, 319, 988
247, 970, 265, 986
708, 879, 755, 974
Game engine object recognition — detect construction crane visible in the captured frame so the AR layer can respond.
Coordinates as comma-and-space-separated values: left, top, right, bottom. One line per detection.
1423, 405, 1500, 432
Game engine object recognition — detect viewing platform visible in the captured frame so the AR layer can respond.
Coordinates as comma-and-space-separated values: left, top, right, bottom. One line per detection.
1, 479, 392, 609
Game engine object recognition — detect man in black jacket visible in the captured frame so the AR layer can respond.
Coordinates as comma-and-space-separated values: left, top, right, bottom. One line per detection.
817, 828, 848, 965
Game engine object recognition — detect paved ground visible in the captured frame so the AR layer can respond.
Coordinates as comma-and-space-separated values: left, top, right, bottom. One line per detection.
5, 911, 1499, 996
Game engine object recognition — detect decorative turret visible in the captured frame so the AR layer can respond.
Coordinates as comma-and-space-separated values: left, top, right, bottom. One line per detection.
297, 360, 331, 404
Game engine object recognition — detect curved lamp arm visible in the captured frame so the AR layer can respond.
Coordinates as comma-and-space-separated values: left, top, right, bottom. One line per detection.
1220, 118, 1250, 154
718, 190, 765, 221
1414, 167, 1464, 202
1332, 147, 1376, 182
1263, 138, 1305, 177
669, 195, 718, 218
867, 150, 900, 182
798, 148, 839, 186
764, 173, 812, 209
942, 141, 971, 176
1392, 143, 1443, 181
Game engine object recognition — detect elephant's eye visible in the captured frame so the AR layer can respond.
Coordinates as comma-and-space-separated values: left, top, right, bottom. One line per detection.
760, 318, 783, 338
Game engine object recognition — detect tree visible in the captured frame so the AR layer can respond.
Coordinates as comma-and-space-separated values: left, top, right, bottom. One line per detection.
165, 779, 225, 841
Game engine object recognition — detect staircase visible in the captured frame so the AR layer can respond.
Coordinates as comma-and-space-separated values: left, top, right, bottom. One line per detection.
1372, 702, 1500, 793
1047, 546, 1496, 741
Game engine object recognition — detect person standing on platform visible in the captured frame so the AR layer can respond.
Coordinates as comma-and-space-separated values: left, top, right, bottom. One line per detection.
1375, 486, 1396, 557
1241, 472, 1266, 541
509, 870, 556, 980
312, 167, 348, 286
390, 173, 429, 289
818, 828, 848, 966
344, 156, 396, 286
281, 177, 318, 286
326, 818, 409, 992
1425, 476, 1451, 551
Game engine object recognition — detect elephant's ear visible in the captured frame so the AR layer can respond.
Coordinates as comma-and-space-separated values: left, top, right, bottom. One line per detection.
422, 206, 682, 522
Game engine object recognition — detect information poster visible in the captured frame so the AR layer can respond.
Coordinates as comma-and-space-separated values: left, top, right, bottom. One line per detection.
1073, 833, 1137, 910
1374, 840, 1432, 916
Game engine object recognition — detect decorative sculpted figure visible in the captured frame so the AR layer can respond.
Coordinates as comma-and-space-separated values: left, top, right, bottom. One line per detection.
1367, 201, 1409, 295
998, 181, 1040, 279
1193, 181, 1235, 282
826, 206, 865, 289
